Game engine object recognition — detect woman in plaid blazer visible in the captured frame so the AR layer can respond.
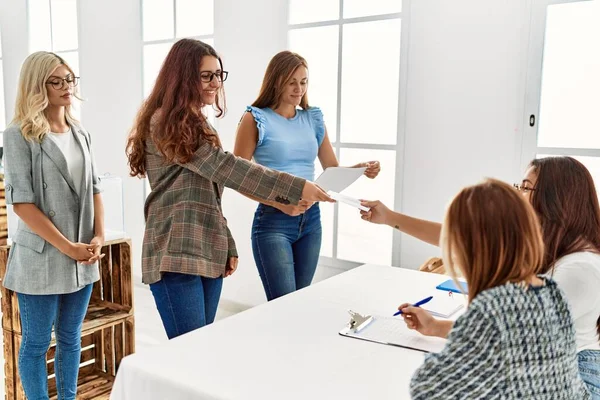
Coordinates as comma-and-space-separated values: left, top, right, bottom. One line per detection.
126, 39, 332, 339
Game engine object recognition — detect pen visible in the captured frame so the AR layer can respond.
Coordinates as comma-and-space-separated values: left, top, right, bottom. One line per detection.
393, 296, 433, 316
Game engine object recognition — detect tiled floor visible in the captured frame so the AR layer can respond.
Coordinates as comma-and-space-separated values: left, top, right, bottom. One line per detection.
0, 265, 344, 397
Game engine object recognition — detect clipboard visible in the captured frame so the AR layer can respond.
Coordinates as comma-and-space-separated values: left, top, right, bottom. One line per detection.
339, 310, 447, 353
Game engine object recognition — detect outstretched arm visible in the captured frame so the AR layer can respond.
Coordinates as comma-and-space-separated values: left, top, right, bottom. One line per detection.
360, 200, 442, 247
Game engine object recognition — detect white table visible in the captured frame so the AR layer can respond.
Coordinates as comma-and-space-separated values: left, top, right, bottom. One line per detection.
110, 265, 465, 400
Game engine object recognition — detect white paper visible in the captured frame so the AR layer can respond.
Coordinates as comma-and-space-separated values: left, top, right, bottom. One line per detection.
315, 167, 366, 193
420, 293, 464, 318
340, 316, 447, 353
328, 191, 370, 212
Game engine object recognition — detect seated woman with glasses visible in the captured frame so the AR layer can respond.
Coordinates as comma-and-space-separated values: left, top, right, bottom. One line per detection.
398, 179, 589, 399
3, 51, 104, 399
126, 39, 334, 340
233, 51, 381, 301
361, 156, 600, 398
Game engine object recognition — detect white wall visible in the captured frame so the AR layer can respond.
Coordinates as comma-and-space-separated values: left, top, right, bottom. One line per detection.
0, 0, 532, 309
77, 0, 145, 279
214, 0, 291, 308
398, 0, 531, 268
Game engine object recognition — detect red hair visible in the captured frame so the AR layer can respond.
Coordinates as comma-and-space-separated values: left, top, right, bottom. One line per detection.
127, 39, 225, 177
442, 179, 544, 302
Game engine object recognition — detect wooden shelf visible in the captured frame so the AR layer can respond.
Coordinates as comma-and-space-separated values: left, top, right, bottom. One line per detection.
81, 301, 132, 336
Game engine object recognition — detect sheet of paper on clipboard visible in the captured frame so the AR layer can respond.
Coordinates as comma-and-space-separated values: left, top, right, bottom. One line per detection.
339, 311, 447, 353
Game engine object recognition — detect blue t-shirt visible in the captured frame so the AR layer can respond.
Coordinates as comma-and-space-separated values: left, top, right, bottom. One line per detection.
246, 106, 325, 181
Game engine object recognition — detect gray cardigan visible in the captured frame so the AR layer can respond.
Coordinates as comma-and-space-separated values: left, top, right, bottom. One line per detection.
2, 123, 102, 295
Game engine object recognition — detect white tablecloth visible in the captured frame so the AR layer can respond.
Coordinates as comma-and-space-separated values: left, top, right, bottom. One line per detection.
111, 265, 465, 400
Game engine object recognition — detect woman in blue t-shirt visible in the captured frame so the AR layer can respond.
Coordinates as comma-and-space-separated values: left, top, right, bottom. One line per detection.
234, 51, 380, 301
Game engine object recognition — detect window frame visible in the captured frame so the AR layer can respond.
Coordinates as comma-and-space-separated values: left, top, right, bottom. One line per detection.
27, 0, 81, 59
288, 0, 411, 269
26, 0, 82, 120
520, 0, 599, 173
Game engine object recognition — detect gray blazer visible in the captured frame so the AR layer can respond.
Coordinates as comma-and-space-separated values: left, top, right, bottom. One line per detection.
2, 123, 102, 295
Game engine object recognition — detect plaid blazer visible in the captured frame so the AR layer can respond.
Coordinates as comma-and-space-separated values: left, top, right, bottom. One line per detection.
142, 134, 305, 284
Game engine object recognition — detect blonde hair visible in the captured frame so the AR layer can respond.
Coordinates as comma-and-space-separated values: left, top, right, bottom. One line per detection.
441, 179, 545, 302
251, 51, 309, 110
12, 51, 80, 142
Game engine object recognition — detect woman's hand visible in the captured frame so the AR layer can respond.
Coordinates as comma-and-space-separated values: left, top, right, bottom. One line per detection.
355, 161, 381, 179
398, 303, 452, 338
278, 200, 313, 216
301, 181, 335, 203
81, 236, 106, 265
224, 257, 239, 277
65, 242, 100, 263
359, 200, 391, 225
299, 199, 315, 210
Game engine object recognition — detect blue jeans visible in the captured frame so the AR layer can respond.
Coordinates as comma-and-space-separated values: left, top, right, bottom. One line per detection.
579, 350, 600, 399
17, 284, 93, 400
150, 272, 223, 339
252, 203, 322, 301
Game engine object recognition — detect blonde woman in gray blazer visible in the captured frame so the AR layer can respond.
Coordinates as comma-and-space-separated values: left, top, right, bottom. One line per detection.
2, 52, 104, 400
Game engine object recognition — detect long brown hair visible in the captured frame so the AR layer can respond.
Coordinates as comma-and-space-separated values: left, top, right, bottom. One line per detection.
529, 157, 600, 272
126, 39, 225, 177
442, 179, 545, 302
251, 51, 309, 110
528, 156, 600, 340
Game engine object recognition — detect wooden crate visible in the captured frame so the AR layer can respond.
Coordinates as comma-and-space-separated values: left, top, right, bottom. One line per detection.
0, 239, 135, 400
3, 316, 134, 400
0, 177, 7, 246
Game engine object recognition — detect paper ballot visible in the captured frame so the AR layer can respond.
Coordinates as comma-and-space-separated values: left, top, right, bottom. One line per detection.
339, 315, 447, 353
328, 191, 370, 212
315, 167, 366, 193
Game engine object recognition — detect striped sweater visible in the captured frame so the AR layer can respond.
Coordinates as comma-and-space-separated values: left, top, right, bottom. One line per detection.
410, 278, 590, 399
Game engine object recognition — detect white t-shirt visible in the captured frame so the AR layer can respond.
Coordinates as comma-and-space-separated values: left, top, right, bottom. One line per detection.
47, 128, 85, 197
552, 251, 600, 352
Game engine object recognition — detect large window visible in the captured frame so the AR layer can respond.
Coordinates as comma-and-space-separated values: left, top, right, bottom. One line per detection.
522, 0, 600, 188
141, 0, 215, 196
142, 0, 215, 98
28, 0, 80, 118
288, 0, 407, 267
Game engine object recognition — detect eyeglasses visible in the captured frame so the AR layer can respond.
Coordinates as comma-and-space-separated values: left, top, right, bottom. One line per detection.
199, 70, 228, 83
513, 183, 536, 193
45, 76, 80, 90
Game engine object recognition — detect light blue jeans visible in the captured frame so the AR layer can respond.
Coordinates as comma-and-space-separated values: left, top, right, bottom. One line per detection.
579, 350, 600, 399
17, 284, 93, 400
